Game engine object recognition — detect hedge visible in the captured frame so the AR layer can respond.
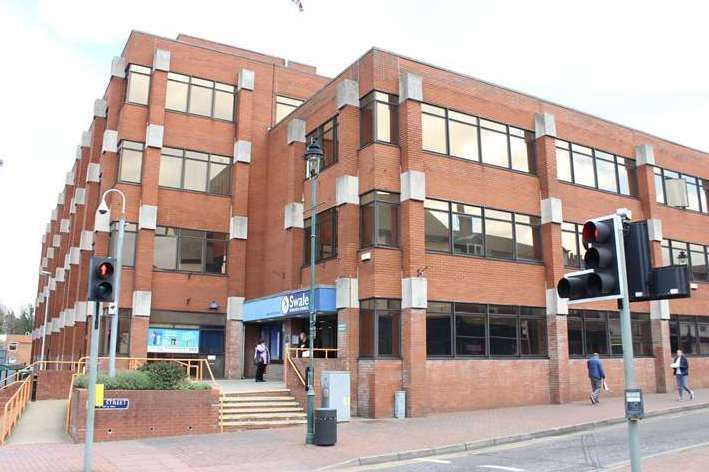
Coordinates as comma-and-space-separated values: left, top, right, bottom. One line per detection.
74, 362, 213, 390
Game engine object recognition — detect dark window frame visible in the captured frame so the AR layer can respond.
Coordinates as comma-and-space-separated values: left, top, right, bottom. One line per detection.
561, 222, 585, 268
117, 140, 144, 184
158, 146, 232, 196
165, 72, 235, 122
359, 190, 400, 249
424, 199, 543, 263
153, 226, 228, 275
555, 139, 638, 197
426, 303, 547, 359
109, 221, 138, 267
421, 103, 535, 175
304, 207, 338, 264
275, 95, 304, 124
358, 298, 402, 359
125, 64, 151, 106
305, 116, 338, 174
360, 91, 399, 147
568, 310, 653, 358
652, 165, 709, 215
662, 238, 708, 283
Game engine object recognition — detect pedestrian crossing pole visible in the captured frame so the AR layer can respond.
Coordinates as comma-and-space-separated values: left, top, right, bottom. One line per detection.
84, 302, 101, 472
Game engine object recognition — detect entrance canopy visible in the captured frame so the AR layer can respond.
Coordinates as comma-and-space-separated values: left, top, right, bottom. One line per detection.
243, 285, 336, 323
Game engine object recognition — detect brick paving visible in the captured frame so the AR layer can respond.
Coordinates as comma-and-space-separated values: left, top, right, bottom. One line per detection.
0, 388, 707, 471
614, 444, 709, 472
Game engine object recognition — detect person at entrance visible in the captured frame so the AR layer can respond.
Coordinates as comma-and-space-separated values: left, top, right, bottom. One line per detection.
671, 349, 694, 401
587, 353, 606, 405
297, 331, 308, 357
254, 339, 270, 382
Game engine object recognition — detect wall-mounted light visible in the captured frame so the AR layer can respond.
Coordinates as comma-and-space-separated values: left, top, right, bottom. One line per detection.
209, 300, 219, 310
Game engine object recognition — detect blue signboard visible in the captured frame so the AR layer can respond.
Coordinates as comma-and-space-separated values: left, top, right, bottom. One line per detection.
103, 398, 129, 410
147, 328, 199, 354
244, 286, 336, 322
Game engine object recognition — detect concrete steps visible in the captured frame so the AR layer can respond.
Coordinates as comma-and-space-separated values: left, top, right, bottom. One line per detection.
220, 388, 306, 431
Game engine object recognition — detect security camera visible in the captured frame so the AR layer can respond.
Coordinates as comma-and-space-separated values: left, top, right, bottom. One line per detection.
97, 200, 109, 215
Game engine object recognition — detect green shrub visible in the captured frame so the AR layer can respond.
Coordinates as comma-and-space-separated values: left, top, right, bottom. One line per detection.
178, 382, 213, 390
74, 371, 154, 390
138, 362, 188, 389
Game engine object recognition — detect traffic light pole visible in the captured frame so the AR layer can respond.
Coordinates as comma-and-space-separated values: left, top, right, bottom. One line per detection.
108, 216, 125, 377
84, 302, 101, 472
615, 213, 641, 472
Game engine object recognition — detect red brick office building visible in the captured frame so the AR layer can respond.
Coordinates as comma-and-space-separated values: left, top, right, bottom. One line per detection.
31, 31, 708, 417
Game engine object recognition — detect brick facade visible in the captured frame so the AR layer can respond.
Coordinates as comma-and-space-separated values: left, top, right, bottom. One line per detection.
31, 32, 707, 418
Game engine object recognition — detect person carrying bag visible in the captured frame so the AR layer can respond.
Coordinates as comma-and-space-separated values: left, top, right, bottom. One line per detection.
254, 339, 270, 382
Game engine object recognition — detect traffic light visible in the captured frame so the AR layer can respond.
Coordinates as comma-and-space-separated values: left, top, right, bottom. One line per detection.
88, 256, 116, 302
557, 215, 622, 303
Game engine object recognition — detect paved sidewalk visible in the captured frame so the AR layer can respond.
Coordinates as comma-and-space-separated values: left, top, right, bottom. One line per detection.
612, 443, 709, 472
0, 389, 707, 471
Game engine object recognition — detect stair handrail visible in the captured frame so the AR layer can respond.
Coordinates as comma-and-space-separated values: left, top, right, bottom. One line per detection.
0, 374, 33, 444
0, 360, 81, 392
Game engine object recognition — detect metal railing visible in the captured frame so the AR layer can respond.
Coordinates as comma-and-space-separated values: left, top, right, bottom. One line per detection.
285, 348, 339, 386
0, 361, 82, 393
0, 375, 32, 444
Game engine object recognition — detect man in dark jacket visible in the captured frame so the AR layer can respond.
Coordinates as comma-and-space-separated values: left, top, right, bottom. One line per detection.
672, 349, 694, 400
587, 353, 606, 405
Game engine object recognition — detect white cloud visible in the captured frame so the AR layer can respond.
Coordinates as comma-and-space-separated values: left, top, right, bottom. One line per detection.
1, 0, 707, 313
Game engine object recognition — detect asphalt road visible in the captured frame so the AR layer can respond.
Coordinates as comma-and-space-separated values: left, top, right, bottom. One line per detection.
358, 409, 709, 471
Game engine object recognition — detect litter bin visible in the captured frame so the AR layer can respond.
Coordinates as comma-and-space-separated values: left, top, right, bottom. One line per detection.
313, 408, 337, 446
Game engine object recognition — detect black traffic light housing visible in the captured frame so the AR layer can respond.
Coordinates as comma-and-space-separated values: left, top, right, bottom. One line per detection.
88, 256, 116, 302
557, 216, 622, 302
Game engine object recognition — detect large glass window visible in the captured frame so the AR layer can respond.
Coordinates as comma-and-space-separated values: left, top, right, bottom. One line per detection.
125, 64, 151, 105
653, 166, 709, 214
669, 316, 708, 355
275, 95, 304, 124
109, 222, 137, 267
360, 191, 399, 248
304, 207, 337, 263
159, 147, 231, 195
154, 227, 227, 274
359, 299, 401, 358
360, 91, 399, 146
426, 303, 546, 358
425, 199, 541, 262
421, 104, 534, 173
561, 222, 585, 268
99, 309, 131, 356
555, 139, 637, 196
117, 141, 144, 183
306, 117, 338, 172
568, 310, 653, 357
662, 239, 709, 282
165, 73, 235, 121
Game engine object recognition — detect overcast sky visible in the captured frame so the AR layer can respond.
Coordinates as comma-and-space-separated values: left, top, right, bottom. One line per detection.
0, 0, 707, 314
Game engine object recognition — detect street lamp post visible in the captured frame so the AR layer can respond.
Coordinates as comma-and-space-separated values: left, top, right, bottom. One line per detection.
98, 188, 127, 378
304, 140, 323, 445
39, 271, 52, 369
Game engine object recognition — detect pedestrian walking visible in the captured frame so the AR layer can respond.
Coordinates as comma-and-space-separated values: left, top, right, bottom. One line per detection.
254, 339, 270, 382
671, 349, 694, 401
587, 353, 606, 405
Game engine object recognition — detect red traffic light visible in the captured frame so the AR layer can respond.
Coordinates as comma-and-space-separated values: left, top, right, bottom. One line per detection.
96, 262, 114, 279
582, 221, 611, 248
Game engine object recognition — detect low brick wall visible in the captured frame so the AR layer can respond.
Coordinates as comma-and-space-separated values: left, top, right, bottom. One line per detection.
286, 358, 340, 410
36, 370, 75, 400
568, 357, 657, 401
69, 388, 220, 442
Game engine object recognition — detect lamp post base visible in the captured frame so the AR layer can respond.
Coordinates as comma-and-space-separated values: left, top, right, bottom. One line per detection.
306, 388, 315, 445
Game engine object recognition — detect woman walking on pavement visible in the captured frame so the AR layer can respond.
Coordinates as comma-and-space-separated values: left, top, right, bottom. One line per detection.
254, 339, 270, 382
672, 349, 695, 401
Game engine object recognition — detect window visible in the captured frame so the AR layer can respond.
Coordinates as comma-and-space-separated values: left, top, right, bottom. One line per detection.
117, 141, 144, 183
165, 73, 235, 121
421, 104, 535, 173
555, 140, 637, 196
653, 166, 709, 214
359, 299, 401, 358
426, 303, 546, 358
275, 95, 304, 124
568, 310, 653, 357
126, 64, 151, 105
8, 343, 17, 351
306, 117, 338, 172
662, 239, 709, 282
99, 309, 131, 356
304, 207, 337, 263
561, 222, 586, 268
360, 191, 399, 248
159, 147, 231, 195
425, 199, 542, 262
154, 227, 227, 274
109, 222, 137, 267
360, 91, 399, 146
